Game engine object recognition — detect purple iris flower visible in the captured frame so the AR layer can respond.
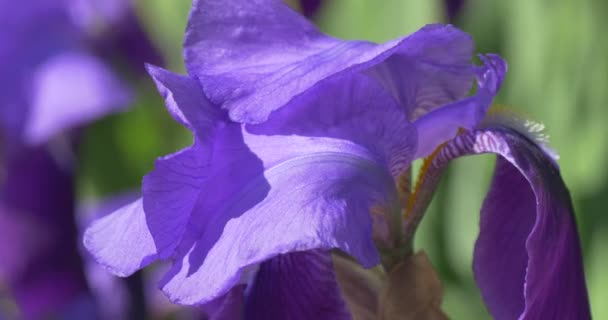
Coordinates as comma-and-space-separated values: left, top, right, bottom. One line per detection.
0, 0, 159, 318
85, 0, 589, 319
87, 0, 494, 315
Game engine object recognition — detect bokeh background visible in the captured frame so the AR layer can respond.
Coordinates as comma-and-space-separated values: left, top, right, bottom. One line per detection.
2, 0, 606, 318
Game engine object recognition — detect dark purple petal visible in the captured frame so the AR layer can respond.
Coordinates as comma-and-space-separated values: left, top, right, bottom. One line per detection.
245, 250, 350, 320
0, 145, 92, 318
202, 285, 246, 320
473, 159, 533, 319
299, 0, 323, 18
443, 0, 466, 22
71, 0, 164, 74
432, 127, 590, 320
184, 0, 475, 124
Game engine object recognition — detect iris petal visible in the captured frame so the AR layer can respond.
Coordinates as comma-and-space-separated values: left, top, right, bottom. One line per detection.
158, 131, 392, 305
245, 250, 350, 320
413, 54, 507, 158
83, 198, 157, 277
431, 127, 590, 320
184, 0, 474, 124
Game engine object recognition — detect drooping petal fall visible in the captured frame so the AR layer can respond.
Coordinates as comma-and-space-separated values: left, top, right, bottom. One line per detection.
245, 250, 351, 320
429, 126, 590, 320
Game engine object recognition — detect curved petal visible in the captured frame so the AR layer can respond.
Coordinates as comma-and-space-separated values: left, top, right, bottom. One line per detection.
83, 198, 157, 277
143, 66, 220, 259
184, 0, 474, 123
142, 142, 208, 260
245, 250, 351, 320
85, 67, 214, 274
431, 127, 590, 319
145, 64, 222, 138
412, 54, 507, 158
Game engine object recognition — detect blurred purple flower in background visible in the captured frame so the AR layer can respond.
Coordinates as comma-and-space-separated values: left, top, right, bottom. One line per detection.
85, 0, 511, 318
443, 0, 466, 22
298, 0, 323, 18
0, 0, 161, 318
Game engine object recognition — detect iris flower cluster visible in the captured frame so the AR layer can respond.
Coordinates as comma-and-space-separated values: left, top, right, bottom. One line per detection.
2, 0, 590, 319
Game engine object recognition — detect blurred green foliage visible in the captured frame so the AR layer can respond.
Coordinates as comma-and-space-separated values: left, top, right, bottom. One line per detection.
77, 0, 607, 318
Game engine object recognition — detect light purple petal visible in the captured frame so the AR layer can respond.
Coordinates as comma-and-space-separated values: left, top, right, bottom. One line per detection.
432, 127, 590, 319
25, 51, 131, 144
84, 67, 216, 278
159, 130, 392, 305
136, 72, 414, 305
79, 192, 140, 320
247, 73, 417, 177
145, 64, 221, 138
142, 143, 208, 260
83, 198, 157, 277
367, 39, 474, 122
184, 0, 474, 123
245, 250, 351, 320
142, 66, 220, 260
413, 54, 507, 158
